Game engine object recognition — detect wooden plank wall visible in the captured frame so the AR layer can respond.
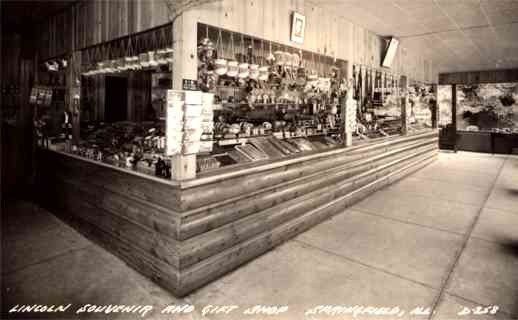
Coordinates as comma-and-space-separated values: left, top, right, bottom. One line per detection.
36, 130, 438, 296
2, 35, 22, 85
34, 0, 436, 83
194, 0, 435, 83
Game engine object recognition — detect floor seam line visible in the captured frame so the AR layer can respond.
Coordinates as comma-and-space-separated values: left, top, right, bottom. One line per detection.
397, 176, 492, 191
428, 157, 508, 320
482, 205, 518, 216
292, 238, 440, 292
380, 189, 490, 207
353, 207, 518, 247
1, 245, 93, 277
350, 208, 468, 237
408, 175, 498, 189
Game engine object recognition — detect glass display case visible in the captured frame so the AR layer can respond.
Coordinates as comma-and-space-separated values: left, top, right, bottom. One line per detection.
192, 24, 348, 173
40, 23, 435, 181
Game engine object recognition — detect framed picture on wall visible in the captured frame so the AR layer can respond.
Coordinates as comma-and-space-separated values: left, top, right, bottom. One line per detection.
290, 12, 305, 44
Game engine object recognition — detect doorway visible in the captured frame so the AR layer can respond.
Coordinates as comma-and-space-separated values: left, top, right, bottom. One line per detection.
105, 76, 128, 122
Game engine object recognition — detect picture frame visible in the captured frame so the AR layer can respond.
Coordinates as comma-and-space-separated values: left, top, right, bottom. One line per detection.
290, 12, 305, 44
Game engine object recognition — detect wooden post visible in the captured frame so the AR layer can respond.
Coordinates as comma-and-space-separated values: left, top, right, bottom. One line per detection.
381, 72, 385, 103
67, 51, 82, 144
431, 84, 438, 129
369, 69, 376, 102
170, 11, 198, 181
364, 66, 367, 114
452, 84, 457, 152
400, 75, 408, 135
342, 87, 357, 147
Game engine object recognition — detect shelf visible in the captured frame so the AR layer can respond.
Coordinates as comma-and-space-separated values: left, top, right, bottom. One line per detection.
216, 135, 269, 146
216, 132, 340, 146
220, 102, 307, 108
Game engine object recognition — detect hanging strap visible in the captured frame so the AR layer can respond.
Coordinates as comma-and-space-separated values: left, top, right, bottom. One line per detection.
127, 36, 134, 57
260, 39, 265, 65
152, 29, 159, 51
230, 32, 235, 60
216, 29, 223, 58
250, 38, 254, 64
241, 34, 245, 62
159, 27, 167, 49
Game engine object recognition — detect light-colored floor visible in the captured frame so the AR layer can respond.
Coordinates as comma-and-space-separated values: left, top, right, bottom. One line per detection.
2, 151, 518, 320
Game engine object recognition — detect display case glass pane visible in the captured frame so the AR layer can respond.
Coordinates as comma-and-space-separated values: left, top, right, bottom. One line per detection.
456, 82, 518, 132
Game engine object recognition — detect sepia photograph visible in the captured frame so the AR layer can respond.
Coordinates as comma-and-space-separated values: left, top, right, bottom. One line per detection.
1, 0, 517, 319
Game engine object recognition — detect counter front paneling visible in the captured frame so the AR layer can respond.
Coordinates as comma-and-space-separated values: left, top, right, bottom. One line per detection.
37, 130, 439, 296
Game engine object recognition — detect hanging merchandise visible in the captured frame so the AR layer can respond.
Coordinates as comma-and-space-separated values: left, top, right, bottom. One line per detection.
164, 27, 174, 64
148, 51, 159, 67
353, 65, 359, 100
124, 38, 137, 70
226, 32, 238, 77
140, 52, 150, 67
316, 53, 331, 93
365, 68, 371, 102
357, 66, 363, 112
197, 25, 217, 92
258, 40, 269, 81
306, 52, 318, 88
214, 29, 227, 76
237, 34, 249, 79
266, 40, 275, 65
248, 38, 259, 80
82, 49, 94, 76
295, 50, 306, 87
156, 30, 168, 65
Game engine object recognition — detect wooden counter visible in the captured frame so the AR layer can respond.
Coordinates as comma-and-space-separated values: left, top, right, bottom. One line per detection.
36, 130, 439, 296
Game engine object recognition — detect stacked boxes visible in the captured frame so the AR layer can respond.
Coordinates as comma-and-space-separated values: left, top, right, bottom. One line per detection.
166, 90, 213, 156
183, 91, 203, 154
199, 93, 214, 153
166, 90, 185, 156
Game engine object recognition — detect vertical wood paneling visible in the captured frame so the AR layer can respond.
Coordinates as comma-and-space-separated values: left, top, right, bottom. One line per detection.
153, 1, 168, 28
91, 1, 98, 44
102, 0, 109, 43
109, 0, 119, 41
127, 0, 135, 34
86, 2, 93, 48
140, 0, 151, 33
31, 0, 437, 82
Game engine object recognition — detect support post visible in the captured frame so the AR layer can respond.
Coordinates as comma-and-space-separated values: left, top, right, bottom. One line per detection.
452, 84, 457, 152
67, 51, 82, 144
342, 88, 357, 147
431, 84, 438, 129
170, 11, 198, 181
400, 75, 408, 135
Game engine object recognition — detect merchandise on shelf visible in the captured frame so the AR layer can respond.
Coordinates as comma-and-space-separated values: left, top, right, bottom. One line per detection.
57, 121, 172, 179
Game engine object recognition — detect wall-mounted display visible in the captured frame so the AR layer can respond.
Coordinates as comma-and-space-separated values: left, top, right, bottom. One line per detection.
456, 82, 518, 132
353, 64, 405, 138
407, 83, 435, 129
437, 85, 452, 127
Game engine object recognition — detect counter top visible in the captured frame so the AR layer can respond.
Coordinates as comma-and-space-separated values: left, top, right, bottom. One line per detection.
42, 129, 438, 190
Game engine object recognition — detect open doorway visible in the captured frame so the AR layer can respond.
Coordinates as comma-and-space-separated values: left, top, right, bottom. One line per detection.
105, 76, 128, 122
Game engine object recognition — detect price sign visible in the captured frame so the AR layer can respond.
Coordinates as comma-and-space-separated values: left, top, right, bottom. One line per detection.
182, 79, 198, 91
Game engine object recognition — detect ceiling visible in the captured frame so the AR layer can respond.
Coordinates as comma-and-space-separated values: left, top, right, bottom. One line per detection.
317, 0, 518, 73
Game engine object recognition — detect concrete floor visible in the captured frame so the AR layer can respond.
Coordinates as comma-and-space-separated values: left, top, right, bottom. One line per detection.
2, 151, 518, 320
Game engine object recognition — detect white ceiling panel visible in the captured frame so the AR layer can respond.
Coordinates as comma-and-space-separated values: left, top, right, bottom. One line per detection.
317, 0, 518, 73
